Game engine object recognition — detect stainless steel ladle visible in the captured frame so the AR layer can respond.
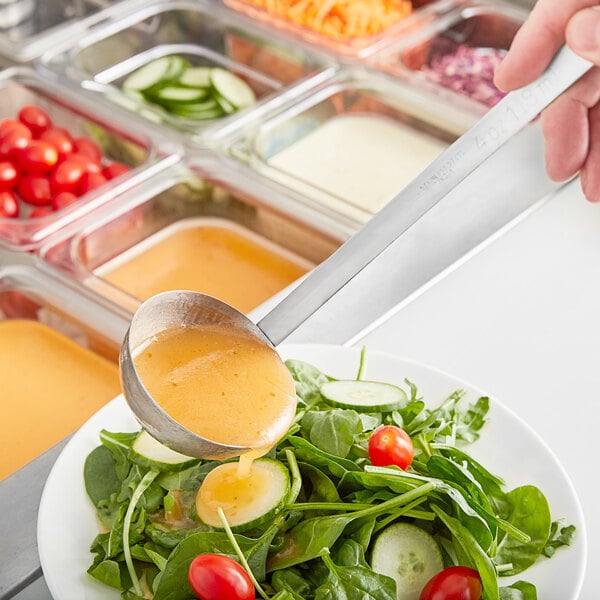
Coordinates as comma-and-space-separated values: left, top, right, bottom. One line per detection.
120, 46, 592, 459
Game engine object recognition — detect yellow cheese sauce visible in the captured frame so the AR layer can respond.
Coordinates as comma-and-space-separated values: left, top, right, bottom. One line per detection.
133, 323, 297, 454
96, 219, 310, 313
0, 320, 120, 480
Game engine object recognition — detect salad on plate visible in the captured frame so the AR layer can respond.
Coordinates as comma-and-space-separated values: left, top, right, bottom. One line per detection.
77, 347, 577, 600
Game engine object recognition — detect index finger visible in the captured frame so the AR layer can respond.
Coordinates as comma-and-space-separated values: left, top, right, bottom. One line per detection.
494, 0, 599, 91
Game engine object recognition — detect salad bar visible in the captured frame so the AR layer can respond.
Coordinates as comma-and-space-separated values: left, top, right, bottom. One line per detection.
0, 0, 594, 599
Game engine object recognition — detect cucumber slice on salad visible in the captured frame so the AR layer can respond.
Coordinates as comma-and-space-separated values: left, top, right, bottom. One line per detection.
210, 67, 256, 109
122, 56, 187, 93
196, 458, 290, 531
320, 380, 407, 412
371, 523, 443, 600
130, 430, 199, 471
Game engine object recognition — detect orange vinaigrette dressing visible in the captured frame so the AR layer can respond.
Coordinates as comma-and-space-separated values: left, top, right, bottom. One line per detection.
96, 221, 310, 313
133, 323, 297, 462
0, 320, 120, 480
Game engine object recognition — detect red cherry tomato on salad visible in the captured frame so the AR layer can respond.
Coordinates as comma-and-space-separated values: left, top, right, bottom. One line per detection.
51, 191, 78, 211
0, 190, 19, 217
16, 140, 59, 174
0, 125, 32, 159
0, 160, 19, 189
18, 174, 52, 206
102, 161, 130, 180
420, 566, 482, 600
79, 171, 107, 194
50, 158, 86, 194
28, 206, 53, 218
73, 137, 102, 163
18, 105, 52, 136
39, 127, 74, 162
188, 554, 255, 600
368, 425, 414, 470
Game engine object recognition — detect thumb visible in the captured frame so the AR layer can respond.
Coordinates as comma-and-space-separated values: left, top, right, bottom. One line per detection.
566, 6, 600, 65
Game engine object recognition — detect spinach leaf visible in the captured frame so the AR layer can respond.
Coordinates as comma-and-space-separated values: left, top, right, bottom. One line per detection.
298, 463, 342, 503
499, 580, 538, 599
271, 568, 314, 599
285, 436, 360, 478
285, 360, 330, 407
301, 409, 362, 458
84, 445, 122, 505
314, 549, 396, 600
495, 486, 552, 575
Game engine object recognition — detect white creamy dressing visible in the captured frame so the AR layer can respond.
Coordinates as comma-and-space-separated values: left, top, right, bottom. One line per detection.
266, 114, 447, 220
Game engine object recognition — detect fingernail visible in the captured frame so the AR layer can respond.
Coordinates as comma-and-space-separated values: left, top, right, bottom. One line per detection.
568, 7, 600, 54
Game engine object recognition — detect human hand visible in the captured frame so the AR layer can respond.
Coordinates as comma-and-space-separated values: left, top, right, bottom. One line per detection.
494, 0, 600, 202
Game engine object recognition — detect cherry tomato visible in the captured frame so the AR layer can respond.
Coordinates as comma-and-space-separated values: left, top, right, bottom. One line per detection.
0, 124, 32, 159
102, 161, 130, 180
79, 171, 107, 195
51, 191, 78, 211
420, 566, 482, 600
0, 118, 21, 136
0, 160, 19, 189
70, 152, 102, 174
16, 140, 58, 174
28, 206, 53, 218
18, 105, 52, 136
18, 174, 52, 206
0, 190, 19, 217
50, 158, 86, 194
368, 425, 414, 470
39, 127, 74, 162
73, 137, 102, 163
188, 554, 255, 600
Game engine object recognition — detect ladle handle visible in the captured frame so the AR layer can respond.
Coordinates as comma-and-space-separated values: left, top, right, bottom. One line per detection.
257, 45, 593, 346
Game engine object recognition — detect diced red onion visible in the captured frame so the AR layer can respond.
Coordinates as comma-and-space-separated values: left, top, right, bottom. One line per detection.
420, 44, 508, 107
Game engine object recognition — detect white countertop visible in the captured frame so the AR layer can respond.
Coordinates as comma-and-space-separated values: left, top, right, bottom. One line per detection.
354, 177, 599, 600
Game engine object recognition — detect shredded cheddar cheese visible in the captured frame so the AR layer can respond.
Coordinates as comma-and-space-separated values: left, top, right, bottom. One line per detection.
240, 0, 413, 40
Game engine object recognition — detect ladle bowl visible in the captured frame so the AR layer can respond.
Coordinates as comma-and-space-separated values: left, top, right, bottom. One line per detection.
119, 290, 275, 460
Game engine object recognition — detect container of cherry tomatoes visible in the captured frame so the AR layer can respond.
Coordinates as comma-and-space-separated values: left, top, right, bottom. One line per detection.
0, 67, 173, 251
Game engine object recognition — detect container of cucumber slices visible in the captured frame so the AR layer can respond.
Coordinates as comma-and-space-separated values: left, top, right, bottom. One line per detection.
38, 0, 335, 138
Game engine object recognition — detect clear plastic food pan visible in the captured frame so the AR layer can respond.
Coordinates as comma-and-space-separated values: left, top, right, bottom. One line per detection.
0, 67, 177, 251
226, 67, 476, 226
39, 0, 336, 139
372, 1, 526, 112
222, 0, 455, 59
39, 153, 347, 316
0, 249, 130, 481
0, 0, 147, 63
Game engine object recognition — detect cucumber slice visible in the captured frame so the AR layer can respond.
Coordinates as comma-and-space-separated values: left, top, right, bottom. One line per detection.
178, 66, 212, 88
371, 523, 443, 600
196, 458, 289, 531
122, 56, 186, 93
320, 380, 407, 412
209, 68, 256, 109
153, 86, 209, 104
130, 430, 199, 472
215, 94, 237, 115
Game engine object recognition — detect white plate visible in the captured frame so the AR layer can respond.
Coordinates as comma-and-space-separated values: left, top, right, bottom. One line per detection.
38, 344, 587, 600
